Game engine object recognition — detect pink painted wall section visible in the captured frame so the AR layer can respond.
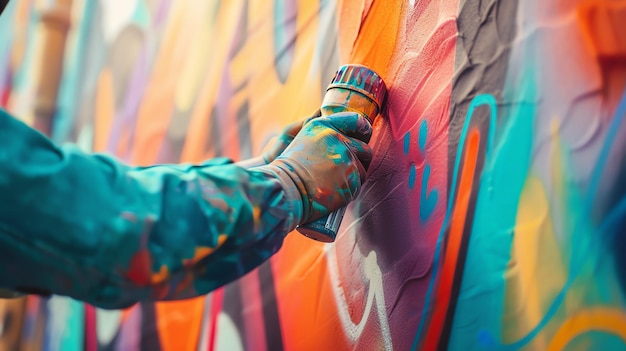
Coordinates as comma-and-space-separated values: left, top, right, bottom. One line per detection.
1, 0, 626, 350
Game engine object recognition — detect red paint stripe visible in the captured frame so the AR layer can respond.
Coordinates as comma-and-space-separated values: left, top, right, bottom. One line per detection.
0, 87, 8, 107
84, 305, 98, 351
0, 70, 10, 107
208, 287, 225, 351
423, 129, 480, 350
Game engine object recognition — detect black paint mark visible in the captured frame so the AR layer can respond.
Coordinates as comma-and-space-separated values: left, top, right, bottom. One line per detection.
0, 0, 9, 17
207, 105, 223, 157
140, 303, 162, 351
221, 281, 247, 347
258, 261, 284, 351
0, 308, 13, 338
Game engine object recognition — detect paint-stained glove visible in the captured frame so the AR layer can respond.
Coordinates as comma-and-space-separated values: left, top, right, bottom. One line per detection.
0, 109, 370, 309
259, 112, 373, 224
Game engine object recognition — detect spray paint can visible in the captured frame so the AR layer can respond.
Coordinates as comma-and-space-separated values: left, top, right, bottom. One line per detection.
296, 64, 387, 243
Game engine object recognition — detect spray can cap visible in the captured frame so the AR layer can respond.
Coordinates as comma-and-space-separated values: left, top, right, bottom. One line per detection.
327, 64, 387, 111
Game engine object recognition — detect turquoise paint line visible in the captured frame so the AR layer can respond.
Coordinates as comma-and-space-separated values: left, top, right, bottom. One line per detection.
409, 164, 416, 189
417, 120, 438, 221
61, 299, 85, 351
404, 131, 411, 154
42, 298, 85, 351
411, 93, 497, 351
446, 79, 536, 351
419, 120, 428, 152
419, 164, 438, 221
131, 1, 151, 28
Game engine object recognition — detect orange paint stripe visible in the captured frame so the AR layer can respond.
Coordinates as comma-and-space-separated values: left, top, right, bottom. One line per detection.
155, 297, 206, 350
94, 69, 114, 152
348, 0, 402, 79
423, 129, 480, 350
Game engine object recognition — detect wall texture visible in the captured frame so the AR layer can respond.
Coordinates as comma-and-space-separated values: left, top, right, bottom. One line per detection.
1, 0, 626, 350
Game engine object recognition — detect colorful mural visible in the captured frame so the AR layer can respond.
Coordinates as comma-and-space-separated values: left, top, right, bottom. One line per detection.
1, 0, 626, 350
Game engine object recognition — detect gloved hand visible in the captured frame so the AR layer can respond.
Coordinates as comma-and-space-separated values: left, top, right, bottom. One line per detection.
259, 112, 373, 224
261, 109, 321, 163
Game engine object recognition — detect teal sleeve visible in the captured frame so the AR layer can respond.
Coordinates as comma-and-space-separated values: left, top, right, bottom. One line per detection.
0, 108, 303, 309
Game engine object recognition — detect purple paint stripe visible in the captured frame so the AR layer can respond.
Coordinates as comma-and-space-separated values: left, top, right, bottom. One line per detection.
155, 138, 177, 163
115, 306, 142, 351
106, 46, 150, 160
155, 0, 173, 26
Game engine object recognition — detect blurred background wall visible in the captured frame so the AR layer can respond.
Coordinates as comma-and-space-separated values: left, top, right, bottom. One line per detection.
1, 0, 626, 350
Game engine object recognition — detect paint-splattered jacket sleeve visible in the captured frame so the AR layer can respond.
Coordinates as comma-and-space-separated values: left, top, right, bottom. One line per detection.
0, 108, 303, 309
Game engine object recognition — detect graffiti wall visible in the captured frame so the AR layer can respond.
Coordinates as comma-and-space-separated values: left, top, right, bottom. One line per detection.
1, 0, 626, 350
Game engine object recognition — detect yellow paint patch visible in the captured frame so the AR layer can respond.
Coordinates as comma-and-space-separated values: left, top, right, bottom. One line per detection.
182, 234, 229, 267
253, 206, 261, 222
550, 117, 587, 316
151, 265, 170, 284
547, 308, 626, 351
174, 2, 217, 111
94, 69, 115, 152
501, 174, 566, 348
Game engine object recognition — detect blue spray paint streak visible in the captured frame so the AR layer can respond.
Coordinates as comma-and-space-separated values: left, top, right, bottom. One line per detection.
475, 89, 626, 350
603, 196, 626, 244
585, 93, 626, 208
420, 164, 438, 221
418, 120, 438, 220
411, 94, 497, 351
409, 165, 416, 189
419, 119, 428, 151
404, 131, 411, 154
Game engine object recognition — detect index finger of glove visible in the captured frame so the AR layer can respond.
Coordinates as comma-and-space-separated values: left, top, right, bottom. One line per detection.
283, 109, 322, 138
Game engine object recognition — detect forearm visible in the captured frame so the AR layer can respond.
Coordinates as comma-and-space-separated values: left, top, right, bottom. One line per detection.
0, 109, 302, 309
